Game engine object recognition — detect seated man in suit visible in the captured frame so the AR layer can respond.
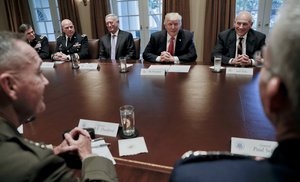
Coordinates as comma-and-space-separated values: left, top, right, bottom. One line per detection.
52, 19, 88, 61
99, 14, 136, 60
211, 11, 266, 66
0, 31, 117, 182
19, 23, 49, 59
143, 12, 197, 64
170, 1, 300, 181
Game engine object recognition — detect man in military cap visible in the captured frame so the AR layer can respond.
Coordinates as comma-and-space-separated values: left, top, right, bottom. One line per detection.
19, 24, 50, 59
52, 19, 88, 61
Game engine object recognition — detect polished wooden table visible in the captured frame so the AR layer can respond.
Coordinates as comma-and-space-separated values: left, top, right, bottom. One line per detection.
23, 61, 275, 181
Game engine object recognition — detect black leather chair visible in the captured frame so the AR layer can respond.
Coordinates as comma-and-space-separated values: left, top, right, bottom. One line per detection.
88, 39, 100, 59
134, 38, 140, 59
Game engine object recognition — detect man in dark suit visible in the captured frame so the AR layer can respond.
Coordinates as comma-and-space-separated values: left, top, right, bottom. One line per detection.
52, 19, 88, 61
19, 24, 49, 59
170, 1, 300, 181
99, 14, 136, 60
143, 12, 197, 64
212, 11, 266, 66
0, 32, 118, 181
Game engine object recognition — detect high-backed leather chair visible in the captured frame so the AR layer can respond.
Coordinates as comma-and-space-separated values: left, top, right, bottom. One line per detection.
134, 38, 140, 59
49, 41, 56, 56
88, 39, 100, 59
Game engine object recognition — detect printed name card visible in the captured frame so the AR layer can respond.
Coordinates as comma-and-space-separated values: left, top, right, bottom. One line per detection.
78, 119, 119, 137
78, 63, 99, 70
41, 62, 55, 69
231, 137, 278, 158
226, 67, 253, 75
140, 68, 166, 76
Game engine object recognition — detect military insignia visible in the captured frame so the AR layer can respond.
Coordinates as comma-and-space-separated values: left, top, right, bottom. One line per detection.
73, 42, 81, 48
81, 34, 87, 37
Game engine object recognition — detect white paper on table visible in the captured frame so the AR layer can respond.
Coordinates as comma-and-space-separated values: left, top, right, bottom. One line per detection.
168, 65, 191, 73
231, 137, 278, 158
209, 66, 225, 70
78, 63, 99, 70
78, 119, 119, 137
54, 61, 64, 64
41, 62, 55, 69
17, 125, 23, 134
126, 64, 133, 68
118, 137, 148, 156
148, 65, 171, 72
226, 67, 253, 75
92, 140, 116, 165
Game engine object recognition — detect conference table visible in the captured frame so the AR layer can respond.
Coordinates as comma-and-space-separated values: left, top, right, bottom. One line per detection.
23, 60, 276, 181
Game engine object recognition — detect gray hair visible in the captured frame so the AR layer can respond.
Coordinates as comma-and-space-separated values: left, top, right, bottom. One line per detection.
0, 31, 26, 72
164, 12, 182, 25
19, 24, 32, 33
105, 14, 119, 22
268, 0, 300, 117
235, 11, 253, 23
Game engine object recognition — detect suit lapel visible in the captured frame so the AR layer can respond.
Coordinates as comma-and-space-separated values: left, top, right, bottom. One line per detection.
228, 30, 237, 57
246, 29, 256, 54
115, 30, 123, 54
175, 30, 184, 54
161, 30, 167, 52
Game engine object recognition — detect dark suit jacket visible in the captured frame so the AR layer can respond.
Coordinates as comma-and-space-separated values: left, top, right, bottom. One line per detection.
211, 28, 266, 64
170, 139, 300, 182
142, 29, 197, 63
55, 32, 89, 59
28, 34, 49, 59
0, 117, 118, 182
99, 30, 136, 60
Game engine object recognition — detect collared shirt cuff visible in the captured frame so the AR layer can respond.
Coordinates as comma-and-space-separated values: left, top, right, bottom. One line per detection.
251, 59, 255, 66
156, 56, 161, 62
229, 58, 234, 64
174, 56, 180, 64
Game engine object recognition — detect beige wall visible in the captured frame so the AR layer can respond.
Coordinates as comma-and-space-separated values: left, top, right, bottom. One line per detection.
190, 0, 206, 63
76, 0, 92, 37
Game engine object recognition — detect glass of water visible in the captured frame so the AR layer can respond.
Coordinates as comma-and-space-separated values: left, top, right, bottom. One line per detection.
119, 105, 135, 136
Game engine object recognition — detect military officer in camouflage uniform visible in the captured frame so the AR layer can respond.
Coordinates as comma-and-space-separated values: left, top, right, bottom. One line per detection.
52, 19, 88, 61
19, 24, 50, 59
0, 32, 118, 181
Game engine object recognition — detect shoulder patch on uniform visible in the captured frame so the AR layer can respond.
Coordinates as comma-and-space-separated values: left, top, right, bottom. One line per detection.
40, 35, 45, 39
81, 34, 87, 37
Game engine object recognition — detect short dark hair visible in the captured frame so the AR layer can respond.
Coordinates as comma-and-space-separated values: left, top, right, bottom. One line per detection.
19, 24, 32, 33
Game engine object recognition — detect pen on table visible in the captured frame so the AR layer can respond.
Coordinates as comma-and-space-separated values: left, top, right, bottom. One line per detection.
91, 137, 104, 142
92, 143, 111, 148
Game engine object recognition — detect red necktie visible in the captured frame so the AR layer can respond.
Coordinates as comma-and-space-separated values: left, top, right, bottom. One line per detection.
168, 37, 175, 56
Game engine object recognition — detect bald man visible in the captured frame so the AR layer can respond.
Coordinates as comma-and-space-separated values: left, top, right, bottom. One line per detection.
211, 11, 266, 66
52, 19, 88, 61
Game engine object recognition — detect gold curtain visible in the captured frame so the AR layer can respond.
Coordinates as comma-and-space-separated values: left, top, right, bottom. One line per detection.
90, 0, 110, 39
4, 0, 33, 32
58, 0, 82, 33
202, 0, 236, 65
162, 0, 190, 30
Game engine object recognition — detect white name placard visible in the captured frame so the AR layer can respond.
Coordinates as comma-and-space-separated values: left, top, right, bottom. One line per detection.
41, 62, 55, 69
78, 119, 119, 137
78, 63, 99, 70
226, 67, 253, 75
231, 137, 278, 158
140, 68, 165, 76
